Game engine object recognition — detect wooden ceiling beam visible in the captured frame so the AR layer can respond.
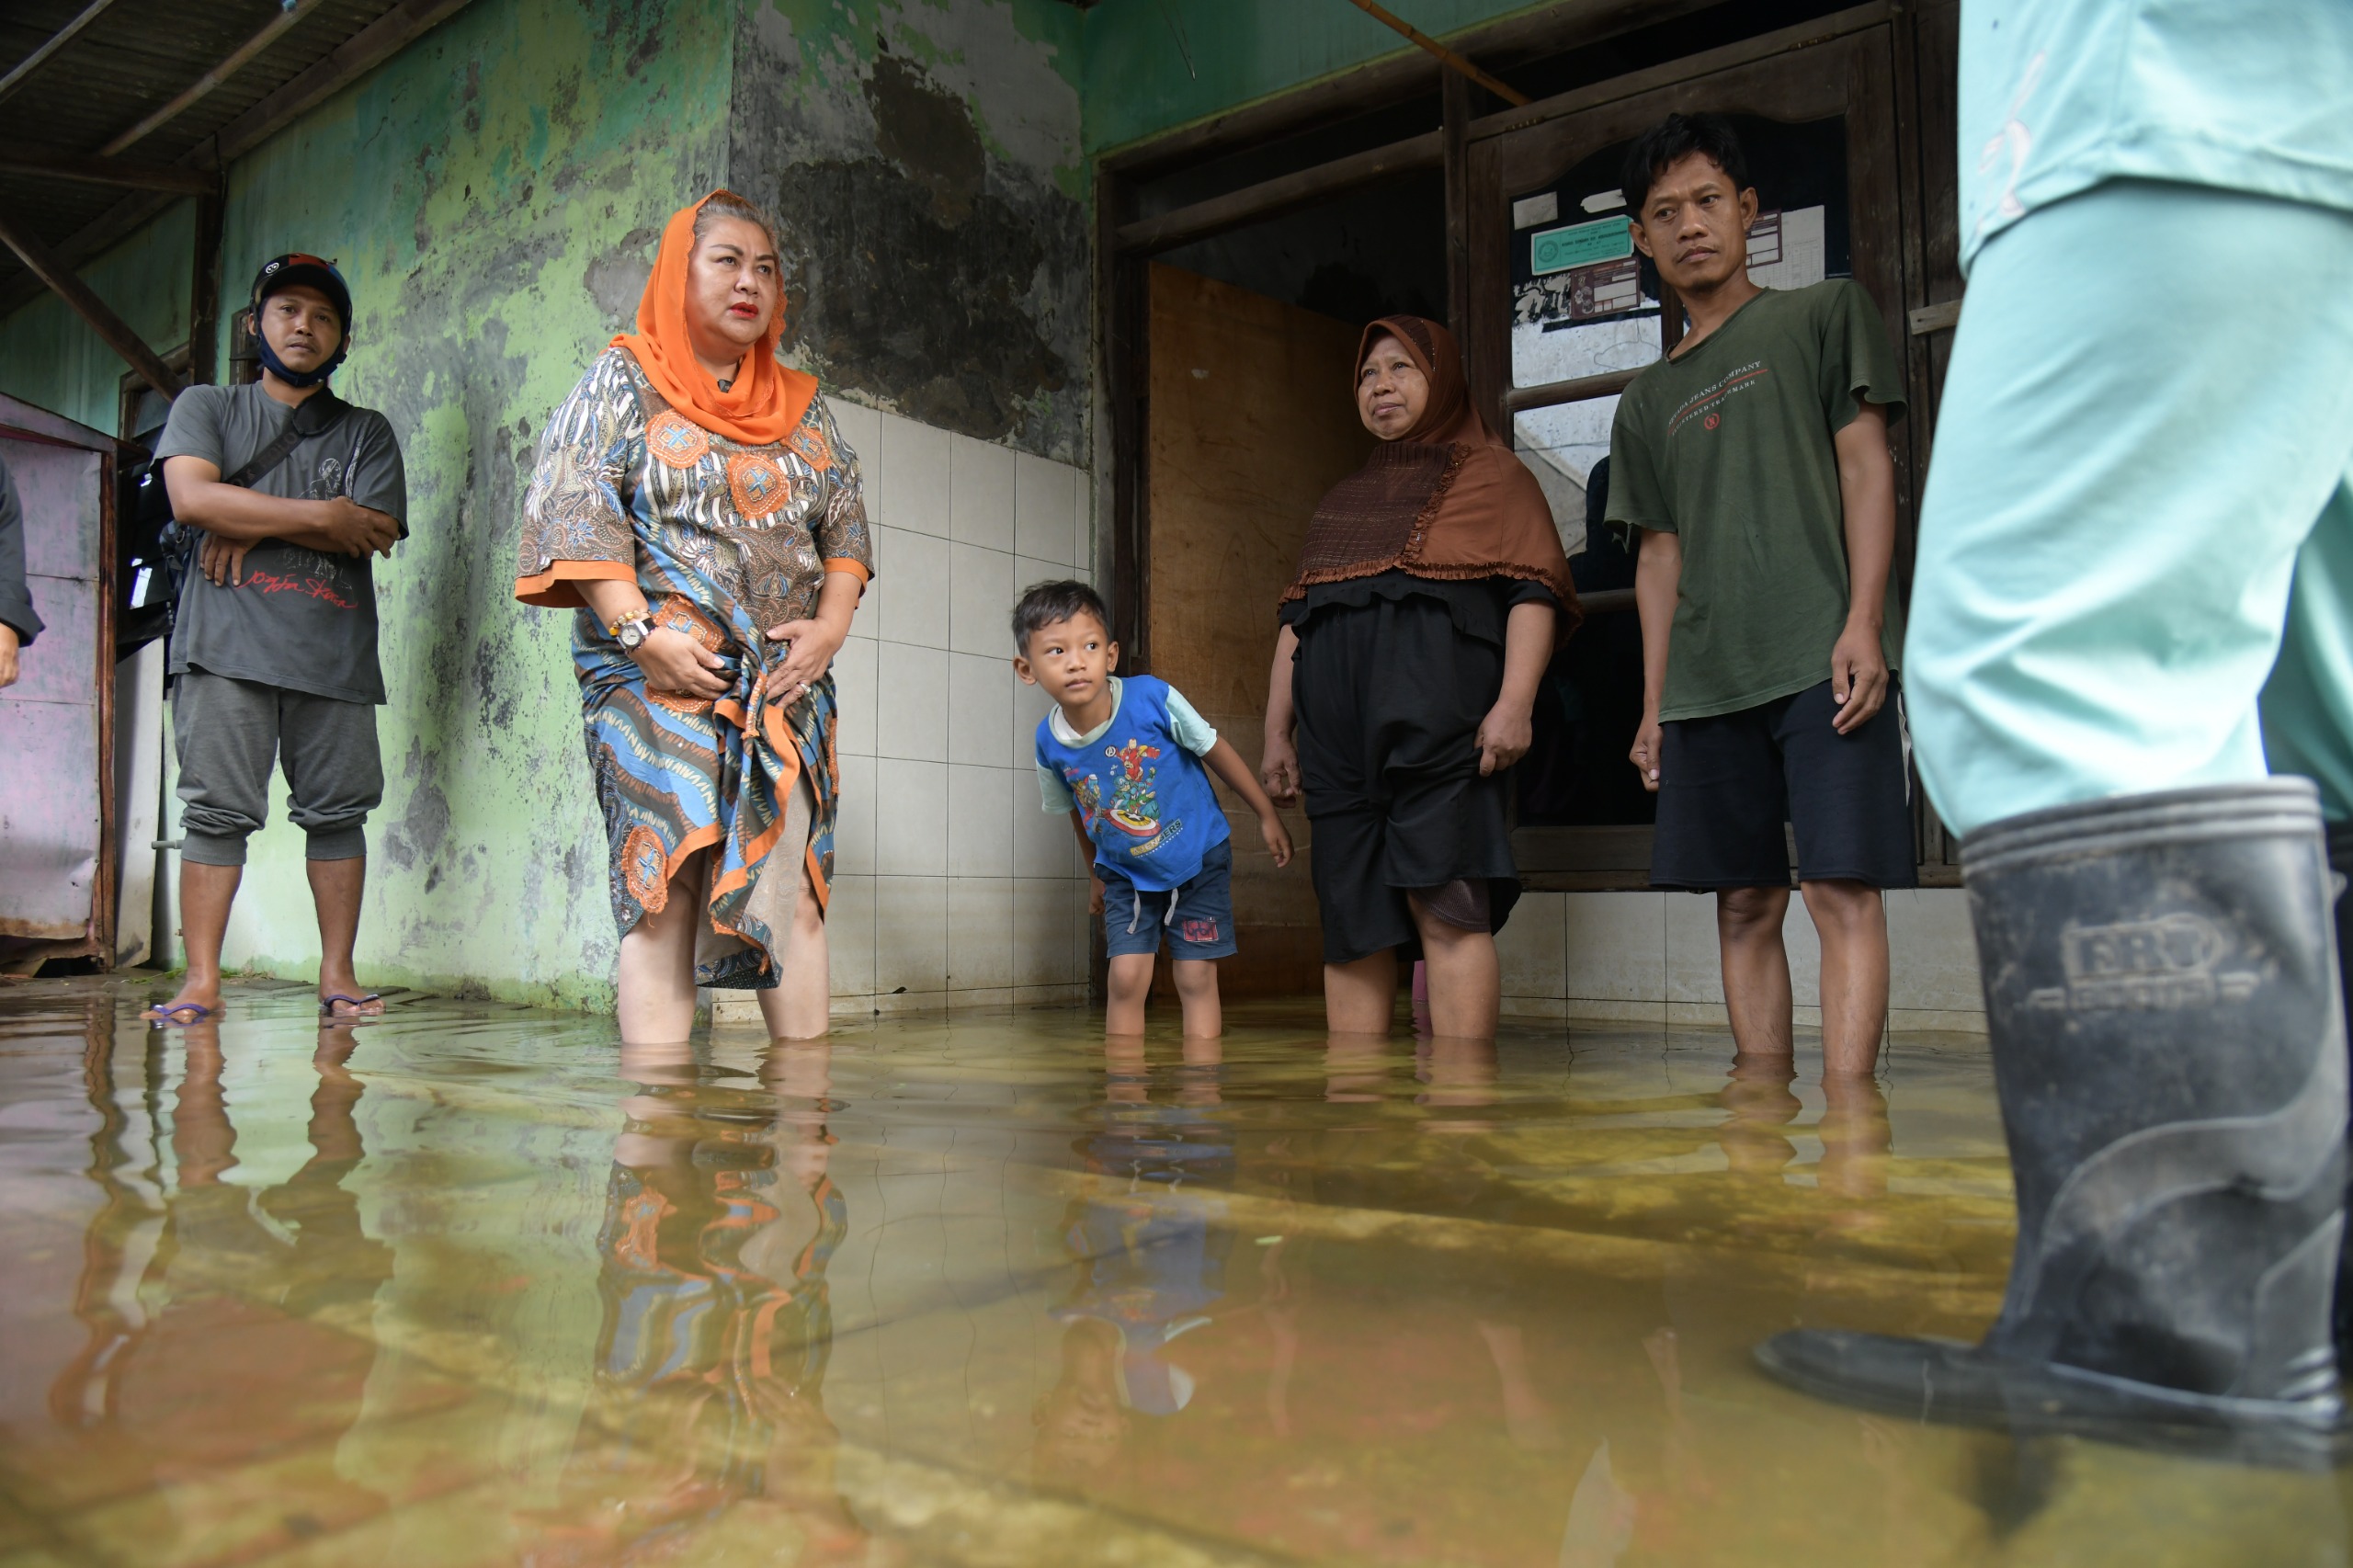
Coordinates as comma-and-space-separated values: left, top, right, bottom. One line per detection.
99, 0, 331, 157
210, 0, 477, 165
0, 0, 122, 106
1115, 129, 1444, 254
0, 0, 480, 316
0, 208, 181, 399
0, 145, 222, 194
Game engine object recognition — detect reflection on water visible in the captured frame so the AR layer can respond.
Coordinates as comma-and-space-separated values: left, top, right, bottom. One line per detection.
518, 1040, 858, 1562
0, 980, 2347, 1565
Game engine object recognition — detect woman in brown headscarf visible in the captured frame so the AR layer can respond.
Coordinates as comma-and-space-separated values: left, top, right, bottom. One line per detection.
1259, 316, 1578, 1038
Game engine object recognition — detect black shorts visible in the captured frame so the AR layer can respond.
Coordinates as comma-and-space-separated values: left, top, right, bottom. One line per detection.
1650, 677, 1917, 891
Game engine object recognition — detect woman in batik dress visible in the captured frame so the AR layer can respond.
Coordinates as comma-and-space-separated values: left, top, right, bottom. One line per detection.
517, 191, 873, 1040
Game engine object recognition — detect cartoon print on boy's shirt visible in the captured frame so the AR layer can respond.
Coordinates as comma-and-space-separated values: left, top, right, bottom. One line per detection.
1063, 734, 1185, 860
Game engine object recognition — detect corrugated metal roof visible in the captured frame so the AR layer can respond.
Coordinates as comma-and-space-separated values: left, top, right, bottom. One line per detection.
0, 0, 407, 302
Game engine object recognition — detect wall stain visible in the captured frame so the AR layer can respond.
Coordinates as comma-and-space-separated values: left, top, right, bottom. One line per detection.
731, 0, 1087, 461
867, 54, 985, 224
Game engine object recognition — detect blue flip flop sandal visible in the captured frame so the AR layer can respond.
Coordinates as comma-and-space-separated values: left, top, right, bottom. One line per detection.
144, 1002, 213, 1025
319, 993, 384, 1019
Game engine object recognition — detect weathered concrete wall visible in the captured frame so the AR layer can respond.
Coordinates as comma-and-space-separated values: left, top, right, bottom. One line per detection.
0, 0, 740, 1010
728, 0, 1087, 463
1079, 0, 1554, 156
0, 0, 1106, 1014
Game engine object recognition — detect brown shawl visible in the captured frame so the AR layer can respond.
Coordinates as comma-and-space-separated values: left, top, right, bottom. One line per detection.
1283, 314, 1578, 635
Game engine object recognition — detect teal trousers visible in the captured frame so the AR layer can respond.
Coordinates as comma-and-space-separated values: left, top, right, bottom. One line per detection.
1904, 180, 2353, 836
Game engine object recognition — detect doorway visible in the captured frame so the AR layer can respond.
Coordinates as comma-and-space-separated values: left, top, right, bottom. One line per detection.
1097, 1, 1963, 995
1138, 159, 1447, 994
1464, 10, 1922, 887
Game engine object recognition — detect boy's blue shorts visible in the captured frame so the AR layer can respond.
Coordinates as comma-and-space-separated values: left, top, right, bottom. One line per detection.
1098, 839, 1237, 960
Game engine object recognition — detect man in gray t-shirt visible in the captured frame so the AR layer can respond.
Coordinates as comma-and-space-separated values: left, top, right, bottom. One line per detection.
144, 255, 407, 1026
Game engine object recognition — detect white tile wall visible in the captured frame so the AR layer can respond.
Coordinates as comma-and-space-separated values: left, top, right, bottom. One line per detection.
830, 398, 883, 519
1011, 671, 1059, 770
828, 874, 878, 996
946, 764, 1015, 878
1498, 886, 1986, 1033
947, 877, 1015, 989
881, 414, 951, 538
831, 632, 877, 759
875, 874, 949, 995
948, 541, 1016, 657
950, 436, 1016, 551
875, 758, 948, 875
947, 653, 1011, 767
802, 403, 1096, 1022
877, 642, 949, 763
1015, 451, 1076, 566
876, 524, 949, 649
835, 753, 878, 877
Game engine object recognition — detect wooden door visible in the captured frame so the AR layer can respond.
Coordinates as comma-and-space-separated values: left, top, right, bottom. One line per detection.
1144, 264, 1374, 995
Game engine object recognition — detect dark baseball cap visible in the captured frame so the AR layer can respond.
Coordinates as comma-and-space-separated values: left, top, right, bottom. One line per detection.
250, 254, 352, 328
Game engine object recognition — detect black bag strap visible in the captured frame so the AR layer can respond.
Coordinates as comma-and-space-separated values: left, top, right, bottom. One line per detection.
224, 387, 348, 490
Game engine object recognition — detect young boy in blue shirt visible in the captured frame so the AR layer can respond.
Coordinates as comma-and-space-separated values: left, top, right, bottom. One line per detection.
1013, 581, 1292, 1038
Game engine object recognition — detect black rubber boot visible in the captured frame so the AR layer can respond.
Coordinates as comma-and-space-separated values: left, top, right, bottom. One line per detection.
2328, 821, 2353, 1362
1757, 781, 2348, 1461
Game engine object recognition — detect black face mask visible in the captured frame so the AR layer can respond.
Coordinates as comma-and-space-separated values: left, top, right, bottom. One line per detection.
254, 321, 348, 388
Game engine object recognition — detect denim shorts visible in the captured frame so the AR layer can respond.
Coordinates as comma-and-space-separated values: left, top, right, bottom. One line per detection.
1099, 838, 1237, 960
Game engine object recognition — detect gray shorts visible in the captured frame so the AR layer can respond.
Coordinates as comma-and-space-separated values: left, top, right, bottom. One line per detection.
173, 670, 381, 865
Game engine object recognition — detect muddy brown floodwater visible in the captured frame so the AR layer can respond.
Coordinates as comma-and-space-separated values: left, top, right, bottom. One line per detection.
1, 977, 2347, 1565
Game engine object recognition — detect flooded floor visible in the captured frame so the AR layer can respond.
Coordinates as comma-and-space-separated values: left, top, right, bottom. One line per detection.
1, 979, 2347, 1566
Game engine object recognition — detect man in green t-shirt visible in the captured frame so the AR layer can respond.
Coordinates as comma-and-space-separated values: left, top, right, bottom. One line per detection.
1605, 113, 1910, 1080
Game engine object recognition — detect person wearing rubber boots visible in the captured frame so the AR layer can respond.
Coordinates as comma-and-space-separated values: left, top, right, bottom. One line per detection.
1754, 3, 2353, 1454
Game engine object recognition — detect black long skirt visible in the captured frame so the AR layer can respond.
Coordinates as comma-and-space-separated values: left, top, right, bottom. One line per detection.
1291, 589, 1521, 966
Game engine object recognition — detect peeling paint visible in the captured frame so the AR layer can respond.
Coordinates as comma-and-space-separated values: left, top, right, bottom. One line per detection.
731, 0, 1087, 461
2, 0, 738, 1013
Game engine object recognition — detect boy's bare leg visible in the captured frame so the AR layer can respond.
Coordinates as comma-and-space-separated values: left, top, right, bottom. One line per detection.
1170, 959, 1222, 1039
146, 862, 240, 1018
1801, 878, 1888, 1078
1106, 953, 1155, 1036
1409, 895, 1500, 1040
1716, 886, 1794, 1056
308, 855, 382, 1017
756, 863, 831, 1040
1324, 949, 1399, 1034
617, 851, 708, 1044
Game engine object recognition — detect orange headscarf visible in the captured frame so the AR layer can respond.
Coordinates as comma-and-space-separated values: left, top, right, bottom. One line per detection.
613, 191, 819, 447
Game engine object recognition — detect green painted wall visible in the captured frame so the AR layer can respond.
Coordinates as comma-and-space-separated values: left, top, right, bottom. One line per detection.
0, 0, 739, 1010
1079, 0, 1554, 156
217, 0, 735, 1010
0, 200, 194, 431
